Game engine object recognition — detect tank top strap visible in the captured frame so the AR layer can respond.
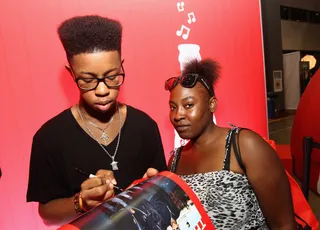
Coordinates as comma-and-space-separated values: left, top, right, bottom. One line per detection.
169, 147, 182, 173
223, 126, 239, 170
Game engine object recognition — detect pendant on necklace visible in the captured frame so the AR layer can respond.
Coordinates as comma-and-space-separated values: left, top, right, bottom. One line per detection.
111, 161, 119, 170
100, 132, 109, 144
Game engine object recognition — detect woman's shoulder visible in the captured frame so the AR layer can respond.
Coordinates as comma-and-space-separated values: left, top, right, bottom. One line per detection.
226, 123, 259, 142
231, 124, 277, 166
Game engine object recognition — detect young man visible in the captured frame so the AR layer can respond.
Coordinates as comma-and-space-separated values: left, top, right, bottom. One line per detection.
26, 15, 167, 226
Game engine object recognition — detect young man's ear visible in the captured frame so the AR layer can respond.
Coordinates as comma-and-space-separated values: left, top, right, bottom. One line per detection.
65, 64, 71, 73
209, 97, 217, 113
65, 64, 75, 80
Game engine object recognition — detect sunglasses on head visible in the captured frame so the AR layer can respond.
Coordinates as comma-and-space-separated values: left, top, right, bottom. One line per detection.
165, 74, 214, 96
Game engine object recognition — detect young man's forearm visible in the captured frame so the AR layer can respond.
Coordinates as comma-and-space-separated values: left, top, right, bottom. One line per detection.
38, 196, 78, 226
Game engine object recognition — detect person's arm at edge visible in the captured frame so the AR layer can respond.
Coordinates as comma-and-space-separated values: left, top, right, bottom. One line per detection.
239, 130, 296, 230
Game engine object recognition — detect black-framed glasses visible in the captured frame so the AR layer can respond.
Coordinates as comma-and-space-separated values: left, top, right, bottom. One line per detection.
73, 66, 125, 90
165, 74, 214, 96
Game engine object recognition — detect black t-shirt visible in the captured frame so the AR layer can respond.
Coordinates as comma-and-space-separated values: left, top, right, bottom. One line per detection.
26, 105, 167, 204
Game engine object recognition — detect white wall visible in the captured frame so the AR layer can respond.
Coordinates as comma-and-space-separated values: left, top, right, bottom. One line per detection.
283, 51, 301, 109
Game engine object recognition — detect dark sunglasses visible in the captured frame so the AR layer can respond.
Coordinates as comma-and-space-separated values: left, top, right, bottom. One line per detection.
165, 74, 214, 96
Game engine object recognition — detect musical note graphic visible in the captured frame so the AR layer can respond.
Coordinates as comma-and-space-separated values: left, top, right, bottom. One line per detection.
187, 12, 196, 24
176, 25, 190, 40
177, 2, 185, 12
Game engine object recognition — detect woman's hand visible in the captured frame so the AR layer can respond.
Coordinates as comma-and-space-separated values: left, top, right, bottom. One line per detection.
142, 168, 159, 179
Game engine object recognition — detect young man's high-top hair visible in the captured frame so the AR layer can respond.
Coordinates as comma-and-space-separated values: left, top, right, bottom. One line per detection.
57, 15, 123, 60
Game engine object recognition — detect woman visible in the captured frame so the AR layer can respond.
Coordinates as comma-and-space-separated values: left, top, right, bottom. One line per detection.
26, 15, 167, 226
165, 59, 296, 229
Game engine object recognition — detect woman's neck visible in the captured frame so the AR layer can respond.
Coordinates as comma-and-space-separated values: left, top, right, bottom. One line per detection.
191, 123, 221, 150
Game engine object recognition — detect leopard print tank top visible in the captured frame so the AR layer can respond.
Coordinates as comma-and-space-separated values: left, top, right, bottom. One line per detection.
170, 127, 268, 230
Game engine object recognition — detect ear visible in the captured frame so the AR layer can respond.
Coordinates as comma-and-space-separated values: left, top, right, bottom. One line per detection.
65, 64, 75, 79
65, 64, 71, 73
209, 97, 217, 113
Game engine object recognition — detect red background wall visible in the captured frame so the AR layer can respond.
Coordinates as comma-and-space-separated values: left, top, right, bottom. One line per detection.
0, 0, 267, 229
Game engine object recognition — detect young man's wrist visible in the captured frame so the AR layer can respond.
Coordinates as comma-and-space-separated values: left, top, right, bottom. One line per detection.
73, 192, 86, 214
